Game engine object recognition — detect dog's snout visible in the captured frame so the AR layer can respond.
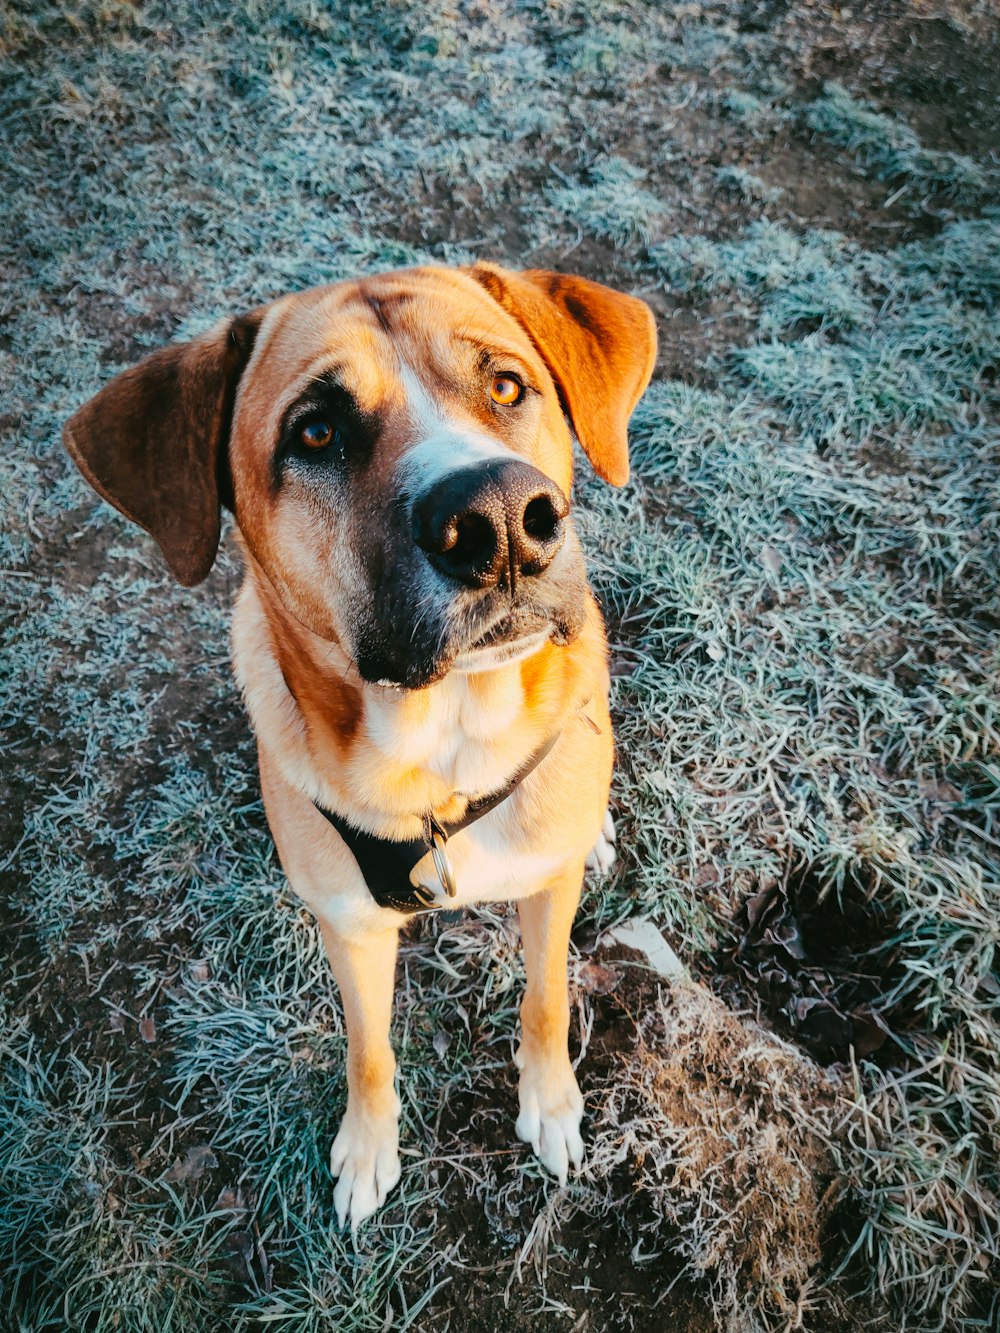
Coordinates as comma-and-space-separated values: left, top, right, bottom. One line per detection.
412, 459, 568, 589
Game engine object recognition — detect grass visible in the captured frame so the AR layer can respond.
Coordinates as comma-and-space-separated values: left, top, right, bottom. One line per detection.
2, 2, 999, 1330
804, 81, 991, 205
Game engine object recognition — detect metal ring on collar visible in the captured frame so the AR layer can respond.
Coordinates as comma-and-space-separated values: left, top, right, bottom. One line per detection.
427, 823, 457, 898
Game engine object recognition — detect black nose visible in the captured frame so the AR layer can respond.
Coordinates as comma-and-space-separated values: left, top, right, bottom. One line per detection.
412, 459, 568, 590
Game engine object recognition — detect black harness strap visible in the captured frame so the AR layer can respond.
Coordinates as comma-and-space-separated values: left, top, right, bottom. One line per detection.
312, 731, 561, 914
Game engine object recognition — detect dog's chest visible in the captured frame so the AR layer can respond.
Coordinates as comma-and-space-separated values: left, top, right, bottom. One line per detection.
343, 667, 574, 907
361, 667, 529, 798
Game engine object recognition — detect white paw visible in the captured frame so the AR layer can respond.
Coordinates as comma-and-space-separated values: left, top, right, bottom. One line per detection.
514, 1051, 584, 1185
330, 1101, 401, 1230
585, 809, 617, 875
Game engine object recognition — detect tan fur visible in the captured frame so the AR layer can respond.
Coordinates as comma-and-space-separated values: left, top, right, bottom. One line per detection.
64, 262, 656, 1227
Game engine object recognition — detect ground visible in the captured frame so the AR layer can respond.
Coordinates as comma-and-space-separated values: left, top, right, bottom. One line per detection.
1, 2, 999, 1330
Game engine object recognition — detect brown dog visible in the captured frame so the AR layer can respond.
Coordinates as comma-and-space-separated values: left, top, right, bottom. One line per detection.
64, 264, 656, 1227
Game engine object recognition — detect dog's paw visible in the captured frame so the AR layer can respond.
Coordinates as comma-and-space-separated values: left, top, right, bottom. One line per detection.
330, 1102, 401, 1230
585, 809, 617, 875
514, 1052, 584, 1185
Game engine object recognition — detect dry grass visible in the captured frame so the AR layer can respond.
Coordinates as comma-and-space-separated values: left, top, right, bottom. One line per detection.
580, 985, 847, 1330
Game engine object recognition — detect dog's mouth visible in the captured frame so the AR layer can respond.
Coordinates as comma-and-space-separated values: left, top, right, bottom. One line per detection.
452, 625, 551, 673
361, 604, 572, 690
448, 591, 586, 674
366, 624, 549, 689
355, 529, 589, 690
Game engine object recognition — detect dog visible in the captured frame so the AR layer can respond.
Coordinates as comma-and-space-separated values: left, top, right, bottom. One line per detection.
64, 263, 656, 1227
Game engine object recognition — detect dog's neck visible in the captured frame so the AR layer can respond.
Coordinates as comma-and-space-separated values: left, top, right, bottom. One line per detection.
231, 561, 600, 836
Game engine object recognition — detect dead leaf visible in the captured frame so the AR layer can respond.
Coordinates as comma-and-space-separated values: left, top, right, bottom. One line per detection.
608, 920, 690, 982
577, 961, 622, 995
221, 1229, 255, 1281
918, 777, 962, 803
164, 1143, 218, 1184
791, 998, 853, 1052
850, 1012, 889, 1059
138, 1015, 156, 1043
213, 1187, 271, 1293
760, 544, 782, 578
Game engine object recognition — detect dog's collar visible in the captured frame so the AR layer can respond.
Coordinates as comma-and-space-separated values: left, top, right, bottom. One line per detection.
311, 731, 561, 914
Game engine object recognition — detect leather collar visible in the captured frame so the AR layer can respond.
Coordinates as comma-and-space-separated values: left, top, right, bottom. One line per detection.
311, 731, 561, 914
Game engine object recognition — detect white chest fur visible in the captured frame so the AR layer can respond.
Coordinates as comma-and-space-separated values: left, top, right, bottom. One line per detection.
361, 666, 527, 795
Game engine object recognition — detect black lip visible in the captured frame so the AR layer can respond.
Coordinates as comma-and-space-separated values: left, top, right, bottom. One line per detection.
354, 610, 551, 690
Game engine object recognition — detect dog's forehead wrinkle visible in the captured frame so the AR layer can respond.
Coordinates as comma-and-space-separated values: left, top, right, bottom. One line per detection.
257, 299, 403, 411
455, 328, 532, 374
362, 289, 412, 335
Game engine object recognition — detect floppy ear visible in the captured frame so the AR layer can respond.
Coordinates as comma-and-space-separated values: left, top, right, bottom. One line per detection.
466, 263, 656, 486
63, 311, 263, 587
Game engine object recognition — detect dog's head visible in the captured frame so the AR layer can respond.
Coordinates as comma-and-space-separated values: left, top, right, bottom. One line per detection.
65, 264, 656, 688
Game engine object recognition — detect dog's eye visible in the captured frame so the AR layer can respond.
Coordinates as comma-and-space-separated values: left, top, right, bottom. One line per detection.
490, 375, 522, 406
300, 419, 335, 449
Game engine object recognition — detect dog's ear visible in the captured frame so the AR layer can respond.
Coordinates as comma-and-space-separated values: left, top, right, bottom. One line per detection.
63, 311, 264, 587
466, 263, 656, 486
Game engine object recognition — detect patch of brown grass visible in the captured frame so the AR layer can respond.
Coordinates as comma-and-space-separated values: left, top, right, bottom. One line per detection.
580, 983, 851, 1330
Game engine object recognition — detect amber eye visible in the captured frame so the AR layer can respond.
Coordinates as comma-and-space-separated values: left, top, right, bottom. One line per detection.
490, 375, 522, 406
300, 419, 334, 449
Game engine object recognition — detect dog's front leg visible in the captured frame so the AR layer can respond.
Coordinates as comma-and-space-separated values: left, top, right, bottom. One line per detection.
515, 864, 585, 1183
319, 921, 402, 1229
